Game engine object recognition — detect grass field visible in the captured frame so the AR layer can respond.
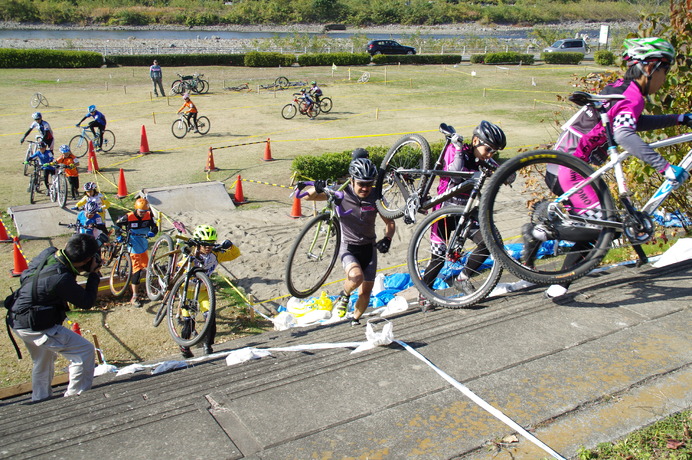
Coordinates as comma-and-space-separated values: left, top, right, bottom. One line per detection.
0, 61, 604, 388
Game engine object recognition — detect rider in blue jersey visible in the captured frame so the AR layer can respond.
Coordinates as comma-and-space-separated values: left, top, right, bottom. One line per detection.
26, 141, 55, 195
76, 105, 107, 150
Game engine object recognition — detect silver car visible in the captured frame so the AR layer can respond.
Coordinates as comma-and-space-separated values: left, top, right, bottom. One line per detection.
543, 39, 589, 55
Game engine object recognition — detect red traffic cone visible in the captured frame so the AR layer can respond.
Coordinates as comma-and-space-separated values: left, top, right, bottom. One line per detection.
289, 196, 303, 218
262, 138, 274, 161
139, 125, 151, 154
71, 322, 82, 336
87, 141, 100, 173
233, 175, 246, 204
11, 237, 29, 277
0, 217, 11, 243
116, 168, 129, 198
205, 147, 218, 172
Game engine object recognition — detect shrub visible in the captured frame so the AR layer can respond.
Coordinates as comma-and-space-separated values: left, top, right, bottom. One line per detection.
482, 52, 534, 65
297, 53, 370, 67
244, 52, 295, 67
106, 54, 245, 67
371, 54, 463, 65
594, 50, 615, 66
0, 49, 103, 68
470, 54, 485, 64
542, 52, 584, 65
291, 146, 389, 181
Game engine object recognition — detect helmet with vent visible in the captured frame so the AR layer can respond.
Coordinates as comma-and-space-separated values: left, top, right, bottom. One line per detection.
193, 225, 217, 242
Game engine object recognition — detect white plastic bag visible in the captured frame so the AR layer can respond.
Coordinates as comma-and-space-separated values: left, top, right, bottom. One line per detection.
379, 295, 409, 317
352, 319, 394, 354
372, 273, 386, 295
226, 347, 272, 366
273, 311, 296, 331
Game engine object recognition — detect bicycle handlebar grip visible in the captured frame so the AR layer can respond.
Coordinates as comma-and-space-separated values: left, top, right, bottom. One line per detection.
293, 181, 313, 199
333, 191, 353, 216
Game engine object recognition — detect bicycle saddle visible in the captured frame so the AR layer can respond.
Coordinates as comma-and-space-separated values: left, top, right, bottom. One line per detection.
570, 91, 625, 107
439, 123, 456, 136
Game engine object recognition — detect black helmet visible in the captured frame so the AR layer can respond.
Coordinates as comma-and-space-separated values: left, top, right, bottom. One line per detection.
351, 148, 369, 160
473, 121, 506, 151
348, 158, 378, 182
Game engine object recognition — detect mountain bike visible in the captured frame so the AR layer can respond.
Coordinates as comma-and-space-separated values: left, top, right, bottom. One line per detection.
281, 94, 320, 120
108, 228, 133, 297
48, 163, 68, 208
284, 183, 351, 298
171, 113, 211, 138
171, 73, 208, 95
30, 92, 48, 108
70, 126, 116, 158
147, 231, 226, 348
478, 91, 692, 286
99, 227, 125, 268
315, 95, 333, 113
26, 159, 43, 204
23, 136, 43, 176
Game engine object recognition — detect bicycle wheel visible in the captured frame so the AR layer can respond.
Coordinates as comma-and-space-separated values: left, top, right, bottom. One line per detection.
69, 135, 88, 158
478, 149, 616, 286
196, 116, 211, 135
110, 251, 133, 297
24, 147, 32, 176
282, 103, 297, 119
29, 175, 37, 204
30, 93, 47, 108
171, 118, 188, 138
100, 130, 116, 152
166, 270, 216, 347
319, 97, 333, 113
275, 77, 289, 89
100, 242, 116, 268
285, 213, 341, 298
198, 79, 209, 94
146, 234, 175, 301
307, 104, 321, 118
171, 80, 184, 95
49, 176, 57, 203
56, 173, 67, 208
408, 206, 502, 309
375, 134, 432, 219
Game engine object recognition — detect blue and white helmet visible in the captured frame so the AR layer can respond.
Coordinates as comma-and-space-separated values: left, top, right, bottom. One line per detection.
88, 105, 96, 113
59, 144, 71, 154
32, 112, 42, 120
84, 201, 101, 214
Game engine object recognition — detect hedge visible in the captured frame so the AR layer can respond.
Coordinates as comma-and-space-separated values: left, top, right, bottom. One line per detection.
594, 50, 615, 66
541, 52, 584, 65
0, 48, 103, 68
297, 52, 371, 67
106, 53, 246, 67
371, 54, 462, 65
244, 51, 295, 67
481, 52, 534, 65
291, 146, 389, 181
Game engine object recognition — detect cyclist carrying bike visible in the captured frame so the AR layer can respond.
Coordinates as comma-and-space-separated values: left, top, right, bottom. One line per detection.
76, 201, 109, 246
178, 225, 240, 358
74, 182, 111, 221
76, 105, 107, 151
26, 141, 55, 196
523, 37, 692, 299
55, 144, 80, 200
421, 121, 507, 306
177, 93, 199, 133
21, 112, 54, 150
116, 197, 158, 308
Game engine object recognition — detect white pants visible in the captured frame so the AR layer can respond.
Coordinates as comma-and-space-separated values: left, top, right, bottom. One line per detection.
13, 325, 95, 402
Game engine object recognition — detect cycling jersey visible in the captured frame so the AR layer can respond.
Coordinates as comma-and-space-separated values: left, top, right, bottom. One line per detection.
28, 120, 53, 142
28, 149, 55, 172
178, 100, 197, 114
434, 142, 486, 209
55, 153, 79, 178
76, 211, 106, 237
81, 110, 106, 128
190, 245, 241, 278
116, 211, 157, 254
310, 86, 322, 98
339, 184, 379, 245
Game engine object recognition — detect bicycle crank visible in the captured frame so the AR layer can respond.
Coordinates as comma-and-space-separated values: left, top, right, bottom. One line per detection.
623, 212, 654, 243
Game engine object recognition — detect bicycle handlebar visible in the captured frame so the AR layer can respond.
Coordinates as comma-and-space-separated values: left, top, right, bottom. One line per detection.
292, 181, 352, 216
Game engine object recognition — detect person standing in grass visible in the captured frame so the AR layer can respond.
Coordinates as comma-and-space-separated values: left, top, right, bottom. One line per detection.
149, 60, 165, 97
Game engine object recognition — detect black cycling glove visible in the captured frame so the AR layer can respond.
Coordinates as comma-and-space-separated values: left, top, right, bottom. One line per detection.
682, 114, 692, 128
375, 236, 392, 254
313, 180, 326, 193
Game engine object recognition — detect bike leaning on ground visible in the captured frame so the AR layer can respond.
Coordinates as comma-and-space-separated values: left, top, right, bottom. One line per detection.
171, 112, 211, 138
478, 91, 692, 286
70, 125, 116, 158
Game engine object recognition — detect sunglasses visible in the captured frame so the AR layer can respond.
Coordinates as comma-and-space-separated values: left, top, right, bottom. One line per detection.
477, 140, 497, 154
354, 181, 374, 188
657, 61, 671, 74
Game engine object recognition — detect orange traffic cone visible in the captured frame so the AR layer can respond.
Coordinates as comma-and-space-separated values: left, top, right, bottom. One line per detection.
262, 138, 274, 161
0, 217, 11, 243
205, 147, 218, 172
233, 175, 246, 204
87, 141, 100, 173
139, 125, 151, 154
289, 196, 303, 218
11, 237, 29, 277
116, 168, 129, 198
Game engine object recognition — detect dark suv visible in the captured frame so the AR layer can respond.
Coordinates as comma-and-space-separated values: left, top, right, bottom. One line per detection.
366, 40, 416, 56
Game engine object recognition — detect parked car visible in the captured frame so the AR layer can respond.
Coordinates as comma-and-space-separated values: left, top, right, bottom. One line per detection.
543, 38, 589, 55
366, 40, 416, 56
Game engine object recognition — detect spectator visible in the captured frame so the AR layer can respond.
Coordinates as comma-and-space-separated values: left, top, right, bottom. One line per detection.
149, 60, 165, 97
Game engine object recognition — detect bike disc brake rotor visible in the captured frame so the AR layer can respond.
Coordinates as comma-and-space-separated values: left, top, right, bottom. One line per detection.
623, 212, 654, 243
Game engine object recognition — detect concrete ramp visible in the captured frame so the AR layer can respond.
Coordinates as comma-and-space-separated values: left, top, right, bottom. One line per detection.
142, 182, 235, 217
8, 203, 114, 239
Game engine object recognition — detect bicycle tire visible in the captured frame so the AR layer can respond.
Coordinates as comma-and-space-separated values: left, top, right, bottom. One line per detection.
29, 175, 37, 204
100, 242, 116, 268
69, 135, 88, 158
375, 133, 432, 220
171, 118, 187, 138
282, 103, 297, 120
196, 116, 211, 135
146, 234, 175, 301
478, 149, 616, 286
31, 93, 47, 108
166, 270, 216, 347
110, 251, 133, 297
319, 97, 333, 113
24, 146, 32, 176
56, 173, 67, 208
198, 79, 209, 94
408, 206, 502, 309
307, 104, 320, 118
100, 130, 116, 152
275, 77, 289, 89
171, 80, 184, 95
285, 213, 341, 298
49, 175, 57, 203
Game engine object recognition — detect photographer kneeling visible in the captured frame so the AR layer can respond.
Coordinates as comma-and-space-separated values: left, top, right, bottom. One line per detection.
8, 233, 102, 402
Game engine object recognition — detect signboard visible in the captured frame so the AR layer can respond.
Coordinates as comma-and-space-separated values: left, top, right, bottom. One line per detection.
599, 25, 609, 45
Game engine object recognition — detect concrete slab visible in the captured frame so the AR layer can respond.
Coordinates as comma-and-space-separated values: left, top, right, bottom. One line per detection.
141, 181, 235, 217
8, 202, 114, 239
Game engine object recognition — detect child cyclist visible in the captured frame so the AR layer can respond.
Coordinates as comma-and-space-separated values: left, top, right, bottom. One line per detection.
419, 121, 508, 307
74, 181, 111, 220
76, 105, 107, 150
26, 141, 55, 196
76, 201, 109, 246
54, 144, 80, 200
115, 197, 158, 308
21, 112, 55, 150
177, 93, 199, 133
179, 225, 240, 358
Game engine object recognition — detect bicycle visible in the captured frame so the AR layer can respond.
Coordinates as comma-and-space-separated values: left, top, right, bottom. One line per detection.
26, 159, 43, 204
284, 182, 351, 298
281, 93, 320, 120
357, 72, 370, 83
171, 112, 211, 138
314, 94, 333, 113
23, 136, 43, 176
48, 163, 68, 208
171, 73, 208, 95
99, 226, 125, 268
478, 91, 692, 286
224, 82, 250, 92
30, 92, 48, 108
107, 228, 134, 297
147, 230, 227, 348
70, 126, 115, 158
